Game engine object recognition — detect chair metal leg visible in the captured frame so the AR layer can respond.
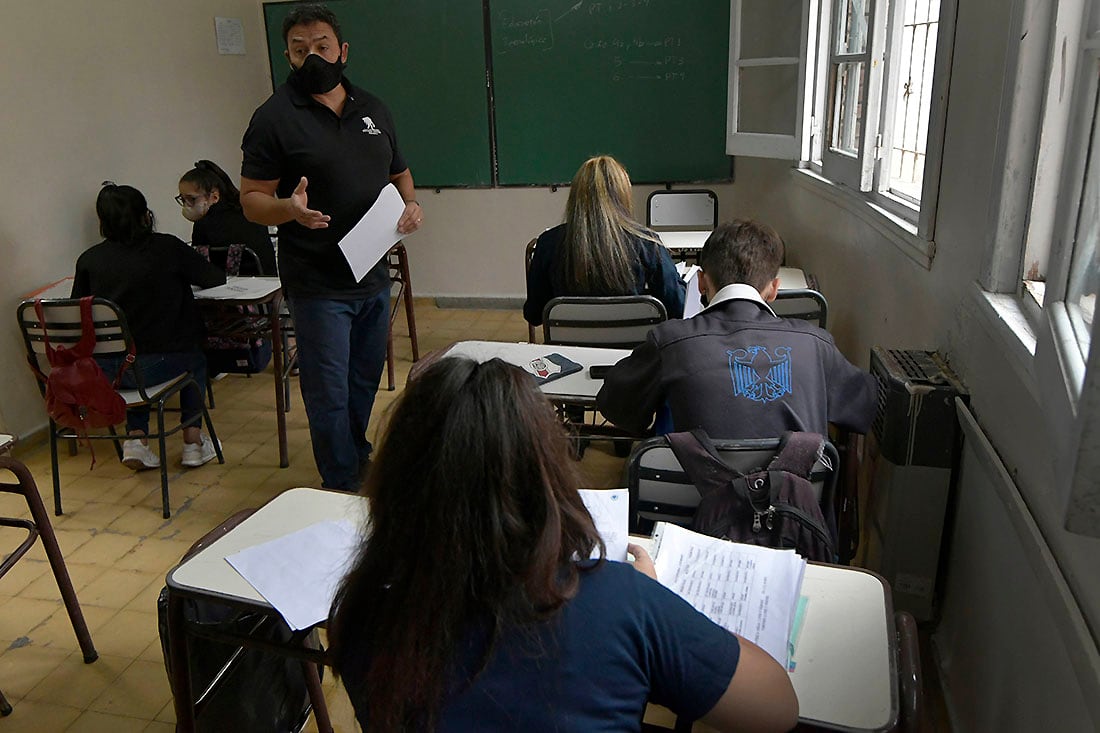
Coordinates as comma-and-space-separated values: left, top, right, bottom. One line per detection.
385, 309, 397, 391
107, 425, 124, 461
398, 248, 419, 361
3, 456, 100, 664
301, 657, 333, 733
49, 424, 63, 516
156, 405, 171, 519
202, 404, 224, 466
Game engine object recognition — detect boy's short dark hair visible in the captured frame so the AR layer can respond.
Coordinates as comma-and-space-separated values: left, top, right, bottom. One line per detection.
282, 3, 343, 47
699, 219, 785, 291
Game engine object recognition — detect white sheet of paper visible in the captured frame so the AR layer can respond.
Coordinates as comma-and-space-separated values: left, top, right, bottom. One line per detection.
225, 519, 361, 630
338, 183, 407, 282
579, 488, 630, 561
193, 276, 280, 300
650, 522, 806, 666
680, 265, 703, 318
214, 17, 246, 55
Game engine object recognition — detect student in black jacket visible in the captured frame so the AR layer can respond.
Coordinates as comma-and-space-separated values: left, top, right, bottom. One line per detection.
597, 219, 875, 438
72, 183, 226, 470
177, 160, 277, 276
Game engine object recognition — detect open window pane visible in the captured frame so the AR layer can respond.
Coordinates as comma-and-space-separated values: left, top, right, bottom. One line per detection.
831, 61, 865, 153
739, 64, 801, 135
741, 0, 803, 59
835, 0, 870, 54
1066, 88, 1100, 358
884, 0, 940, 202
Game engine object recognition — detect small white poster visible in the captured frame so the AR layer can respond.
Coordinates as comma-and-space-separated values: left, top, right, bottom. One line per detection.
215, 17, 246, 55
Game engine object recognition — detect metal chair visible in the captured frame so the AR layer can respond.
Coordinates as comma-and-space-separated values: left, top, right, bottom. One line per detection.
541, 295, 667, 349
17, 298, 224, 518
772, 287, 829, 329
626, 435, 839, 537
384, 242, 420, 391
0, 448, 98, 715
541, 295, 667, 455
645, 189, 718, 231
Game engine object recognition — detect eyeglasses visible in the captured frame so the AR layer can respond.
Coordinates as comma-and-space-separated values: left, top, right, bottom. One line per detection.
174, 193, 207, 207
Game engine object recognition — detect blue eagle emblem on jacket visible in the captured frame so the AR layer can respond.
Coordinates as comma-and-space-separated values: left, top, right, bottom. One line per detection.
727, 346, 793, 403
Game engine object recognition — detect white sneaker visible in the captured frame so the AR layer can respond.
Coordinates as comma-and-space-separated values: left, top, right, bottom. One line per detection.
122, 439, 160, 470
181, 435, 220, 468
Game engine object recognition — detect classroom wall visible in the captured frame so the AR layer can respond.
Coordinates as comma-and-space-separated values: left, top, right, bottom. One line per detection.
0, 0, 273, 437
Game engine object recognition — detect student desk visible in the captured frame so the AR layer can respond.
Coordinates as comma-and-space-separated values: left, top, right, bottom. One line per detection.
440, 340, 631, 405
630, 534, 898, 732
193, 277, 290, 468
166, 488, 898, 732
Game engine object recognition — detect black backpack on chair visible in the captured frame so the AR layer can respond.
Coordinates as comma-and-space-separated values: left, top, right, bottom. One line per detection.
665, 430, 837, 562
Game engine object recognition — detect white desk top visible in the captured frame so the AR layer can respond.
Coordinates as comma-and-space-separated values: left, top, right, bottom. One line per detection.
630, 535, 895, 731
442, 340, 631, 400
171, 488, 895, 731
658, 230, 710, 250
22, 276, 74, 301
167, 488, 368, 604
0, 434, 13, 452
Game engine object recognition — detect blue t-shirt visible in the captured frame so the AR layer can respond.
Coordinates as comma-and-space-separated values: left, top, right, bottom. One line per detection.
347, 561, 740, 731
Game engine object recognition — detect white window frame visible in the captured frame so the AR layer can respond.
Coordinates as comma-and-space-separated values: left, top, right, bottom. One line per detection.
726, 0, 816, 160
1028, 0, 1100, 537
734, 0, 959, 260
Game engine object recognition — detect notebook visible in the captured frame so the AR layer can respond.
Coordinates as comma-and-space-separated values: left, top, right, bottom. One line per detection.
519, 353, 583, 385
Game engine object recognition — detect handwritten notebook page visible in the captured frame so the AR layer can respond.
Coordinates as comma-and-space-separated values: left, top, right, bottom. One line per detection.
650, 522, 806, 666
578, 488, 630, 561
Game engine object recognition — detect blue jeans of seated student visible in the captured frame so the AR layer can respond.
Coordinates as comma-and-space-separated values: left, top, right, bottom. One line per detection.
290, 291, 390, 491
95, 351, 208, 435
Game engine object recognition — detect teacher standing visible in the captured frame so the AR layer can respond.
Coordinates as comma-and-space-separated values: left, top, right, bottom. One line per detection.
240, 3, 422, 491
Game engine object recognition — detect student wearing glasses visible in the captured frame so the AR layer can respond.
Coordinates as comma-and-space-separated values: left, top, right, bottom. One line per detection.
177, 160, 277, 277
329, 356, 798, 733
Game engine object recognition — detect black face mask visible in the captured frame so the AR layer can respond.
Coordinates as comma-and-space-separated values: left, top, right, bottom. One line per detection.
288, 53, 345, 95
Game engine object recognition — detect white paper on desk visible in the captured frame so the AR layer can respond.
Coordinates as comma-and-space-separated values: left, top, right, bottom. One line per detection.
650, 522, 806, 666
193, 276, 280, 300
226, 519, 361, 630
338, 183, 406, 282
578, 488, 630, 561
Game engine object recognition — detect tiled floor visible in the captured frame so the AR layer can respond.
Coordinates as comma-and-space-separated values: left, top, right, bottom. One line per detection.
0, 301, 626, 732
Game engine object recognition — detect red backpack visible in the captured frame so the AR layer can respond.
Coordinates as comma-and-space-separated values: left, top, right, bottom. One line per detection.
31, 298, 133, 464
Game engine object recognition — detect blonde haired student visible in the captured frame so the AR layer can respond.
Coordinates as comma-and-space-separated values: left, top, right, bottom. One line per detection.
524, 155, 686, 326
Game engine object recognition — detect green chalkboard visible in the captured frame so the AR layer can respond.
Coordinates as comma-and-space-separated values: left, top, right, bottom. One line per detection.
262, 1, 492, 188
489, 0, 732, 185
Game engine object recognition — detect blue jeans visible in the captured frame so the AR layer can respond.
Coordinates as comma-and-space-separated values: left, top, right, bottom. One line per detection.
96, 351, 207, 435
290, 291, 390, 490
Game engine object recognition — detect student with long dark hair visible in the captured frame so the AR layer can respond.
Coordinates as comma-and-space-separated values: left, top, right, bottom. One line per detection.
328, 357, 798, 732
524, 155, 686, 326
178, 160, 277, 276
72, 183, 225, 470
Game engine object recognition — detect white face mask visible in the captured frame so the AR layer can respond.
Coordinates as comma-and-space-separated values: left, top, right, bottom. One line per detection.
181, 199, 210, 222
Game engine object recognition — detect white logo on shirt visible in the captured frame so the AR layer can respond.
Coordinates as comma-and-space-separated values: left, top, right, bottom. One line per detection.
361, 116, 382, 135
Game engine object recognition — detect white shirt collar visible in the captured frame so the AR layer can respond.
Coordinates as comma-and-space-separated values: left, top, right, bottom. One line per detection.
702, 283, 777, 317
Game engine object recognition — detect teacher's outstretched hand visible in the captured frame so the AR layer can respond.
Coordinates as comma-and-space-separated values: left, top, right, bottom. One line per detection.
289, 177, 331, 229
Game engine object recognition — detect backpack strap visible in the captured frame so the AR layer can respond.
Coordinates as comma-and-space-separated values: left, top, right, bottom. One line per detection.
768, 431, 826, 479
665, 430, 750, 502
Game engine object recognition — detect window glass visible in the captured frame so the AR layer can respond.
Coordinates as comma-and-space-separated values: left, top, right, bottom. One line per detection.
884, 0, 940, 202
835, 0, 870, 55
739, 65, 801, 135
831, 61, 865, 153
1066, 87, 1100, 358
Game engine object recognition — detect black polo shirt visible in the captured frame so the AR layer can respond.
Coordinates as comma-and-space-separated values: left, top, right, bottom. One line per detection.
241, 79, 408, 299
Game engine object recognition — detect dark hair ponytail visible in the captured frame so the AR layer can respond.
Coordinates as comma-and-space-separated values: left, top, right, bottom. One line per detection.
179, 160, 241, 209
96, 183, 154, 245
